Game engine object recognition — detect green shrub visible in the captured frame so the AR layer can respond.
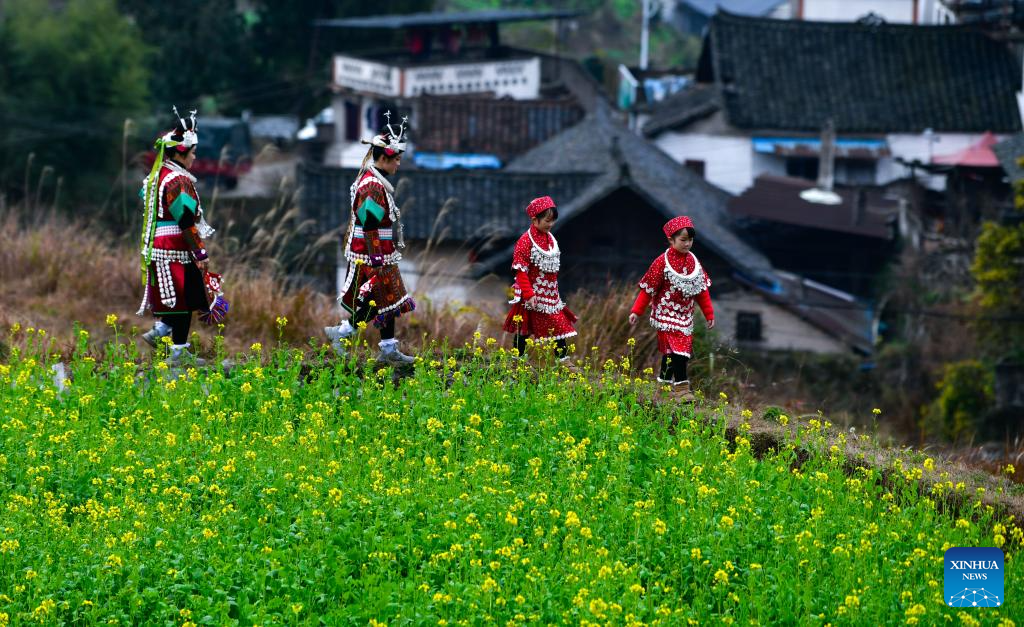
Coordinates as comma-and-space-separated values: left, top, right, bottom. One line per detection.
922, 360, 995, 441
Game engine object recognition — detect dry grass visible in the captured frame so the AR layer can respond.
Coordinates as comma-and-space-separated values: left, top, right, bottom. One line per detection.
0, 204, 338, 356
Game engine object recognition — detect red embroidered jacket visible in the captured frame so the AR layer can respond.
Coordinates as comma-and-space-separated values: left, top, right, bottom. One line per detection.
345, 169, 400, 266
510, 226, 565, 314
152, 162, 207, 261
632, 249, 713, 334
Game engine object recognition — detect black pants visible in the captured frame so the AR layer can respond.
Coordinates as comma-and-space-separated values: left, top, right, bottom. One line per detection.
514, 334, 567, 359
660, 354, 688, 383
158, 314, 192, 345
353, 304, 395, 340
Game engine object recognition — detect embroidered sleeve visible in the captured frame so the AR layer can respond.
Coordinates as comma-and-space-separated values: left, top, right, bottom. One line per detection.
638, 255, 665, 295
354, 181, 390, 257
511, 233, 530, 273
355, 181, 388, 231
165, 179, 207, 260
515, 270, 534, 300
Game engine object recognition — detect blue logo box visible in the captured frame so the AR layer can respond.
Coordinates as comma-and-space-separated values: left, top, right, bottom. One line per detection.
944, 547, 1004, 608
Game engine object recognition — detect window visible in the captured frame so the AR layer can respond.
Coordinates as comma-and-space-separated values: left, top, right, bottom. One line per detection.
344, 101, 360, 141
684, 159, 706, 178
786, 157, 818, 181
736, 311, 763, 342
836, 158, 876, 185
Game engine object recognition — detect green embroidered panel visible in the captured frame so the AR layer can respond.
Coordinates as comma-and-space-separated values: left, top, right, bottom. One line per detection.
168, 192, 198, 221
357, 197, 386, 225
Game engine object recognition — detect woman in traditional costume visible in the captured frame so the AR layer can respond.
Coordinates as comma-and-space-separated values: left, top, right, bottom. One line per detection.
137, 108, 217, 365
324, 113, 416, 364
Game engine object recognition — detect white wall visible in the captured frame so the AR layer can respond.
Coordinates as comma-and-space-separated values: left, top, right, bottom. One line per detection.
917, 0, 955, 24
801, 0, 916, 23
653, 131, 754, 195
715, 291, 849, 354
652, 124, 1003, 194
879, 133, 1004, 191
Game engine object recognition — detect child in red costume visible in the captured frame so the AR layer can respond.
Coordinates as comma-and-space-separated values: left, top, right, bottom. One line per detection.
503, 196, 578, 360
628, 216, 714, 401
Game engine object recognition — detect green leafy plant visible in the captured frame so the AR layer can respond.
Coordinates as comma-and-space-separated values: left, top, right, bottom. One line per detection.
922, 360, 995, 442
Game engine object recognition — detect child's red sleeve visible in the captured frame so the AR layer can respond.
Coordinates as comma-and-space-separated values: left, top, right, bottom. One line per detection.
515, 270, 534, 300
695, 289, 714, 321
631, 290, 651, 316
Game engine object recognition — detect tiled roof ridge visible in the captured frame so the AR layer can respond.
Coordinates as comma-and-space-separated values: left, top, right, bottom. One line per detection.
713, 8, 982, 32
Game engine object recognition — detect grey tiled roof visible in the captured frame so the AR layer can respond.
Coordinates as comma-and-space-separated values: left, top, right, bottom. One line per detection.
640, 84, 720, 136
415, 95, 584, 162
503, 109, 774, 278
298, 165, 597, 242
696, 11, 1022, 133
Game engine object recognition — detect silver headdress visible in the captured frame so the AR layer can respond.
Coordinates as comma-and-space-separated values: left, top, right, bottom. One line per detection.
362, 110, 408, 154
159, 106, 198, 150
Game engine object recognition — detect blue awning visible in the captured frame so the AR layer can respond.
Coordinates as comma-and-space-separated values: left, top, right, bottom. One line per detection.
413, 152, 502, 170
752, 136, 890, 159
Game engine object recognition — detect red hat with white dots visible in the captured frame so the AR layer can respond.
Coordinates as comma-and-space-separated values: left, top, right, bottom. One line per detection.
663, 215, 694, 239
526, 196, 556, 218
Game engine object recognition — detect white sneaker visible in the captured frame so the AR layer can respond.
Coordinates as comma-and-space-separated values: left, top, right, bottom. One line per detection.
324, 322, 355, 356
376, 340, 415, 365
166, 344, 206, 368
141, 320, 172, 348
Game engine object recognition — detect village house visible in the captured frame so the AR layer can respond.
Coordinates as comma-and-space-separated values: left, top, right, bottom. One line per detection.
638, 11, 1022, 197
312, 9, 599, 171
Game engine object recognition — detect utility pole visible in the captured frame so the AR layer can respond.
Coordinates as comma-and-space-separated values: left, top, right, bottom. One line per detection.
640, 0, 652, 70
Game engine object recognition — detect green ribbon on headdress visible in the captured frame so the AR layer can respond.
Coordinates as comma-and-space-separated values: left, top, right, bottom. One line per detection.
138, 139, 168, 292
